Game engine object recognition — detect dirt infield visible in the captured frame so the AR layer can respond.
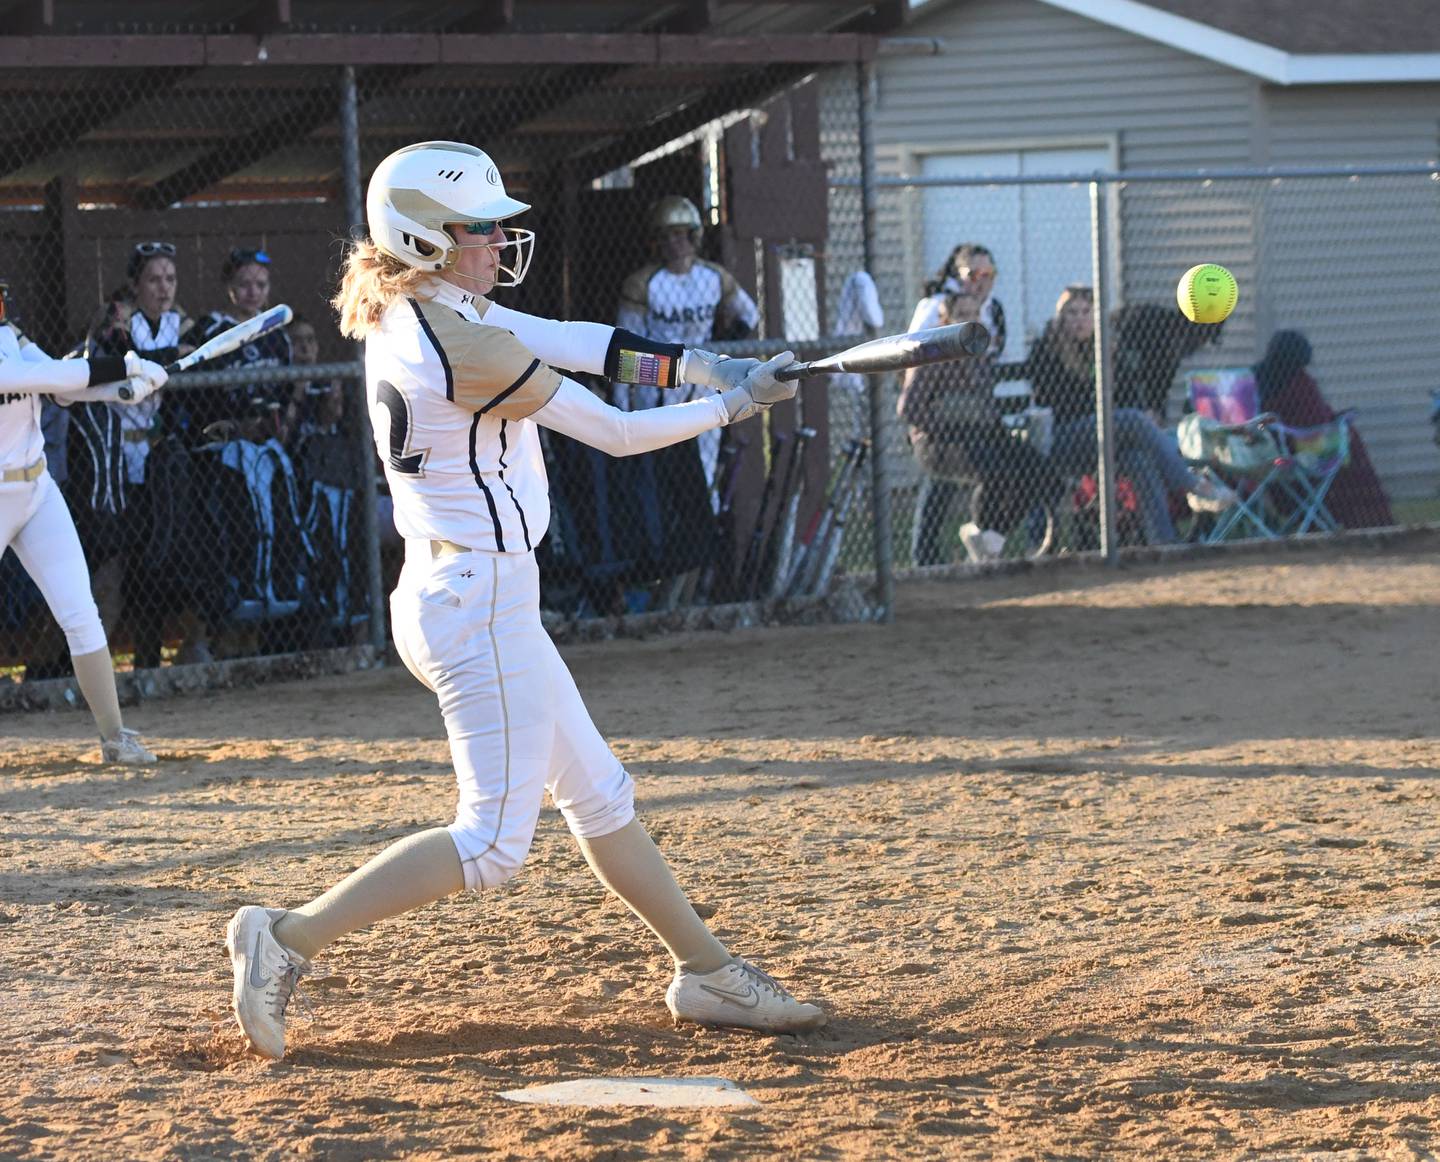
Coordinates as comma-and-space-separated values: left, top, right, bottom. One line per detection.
4, 544, 1440, 1161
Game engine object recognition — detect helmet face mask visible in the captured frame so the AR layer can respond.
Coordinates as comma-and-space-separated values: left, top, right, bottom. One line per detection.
442, 225, 536, 290
367, 141, 534, 287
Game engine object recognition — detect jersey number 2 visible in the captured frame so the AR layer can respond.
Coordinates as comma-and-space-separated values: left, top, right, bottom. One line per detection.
377, 380, 429, 476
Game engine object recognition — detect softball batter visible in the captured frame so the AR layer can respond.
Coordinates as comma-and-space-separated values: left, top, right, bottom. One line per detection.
226, 141, 824, 1060
0, 284, 167, 763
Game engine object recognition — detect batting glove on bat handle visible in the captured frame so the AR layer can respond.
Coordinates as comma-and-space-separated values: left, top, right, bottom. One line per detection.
679, 347, 761, 392
117, 352, 168, 402
719, 350, 798, 424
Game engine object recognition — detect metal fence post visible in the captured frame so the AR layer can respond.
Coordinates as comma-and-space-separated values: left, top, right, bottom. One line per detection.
857, 58, 894, 622
340, 64, 388, 655
1089, 178, 1118, 566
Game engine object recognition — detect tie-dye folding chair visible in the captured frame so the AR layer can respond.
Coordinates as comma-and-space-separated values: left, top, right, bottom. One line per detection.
1177, 368, 1286, 540
1269, 409, 1356, 535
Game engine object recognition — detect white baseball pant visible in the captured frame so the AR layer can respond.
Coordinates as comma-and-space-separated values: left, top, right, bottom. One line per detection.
390, 545, 635, 891
0, 471, 107, 657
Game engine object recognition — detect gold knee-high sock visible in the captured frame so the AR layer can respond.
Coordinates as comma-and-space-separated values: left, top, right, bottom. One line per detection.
71, 647, 123, 741
272, 827, 464, 961
576, 818, 730, 973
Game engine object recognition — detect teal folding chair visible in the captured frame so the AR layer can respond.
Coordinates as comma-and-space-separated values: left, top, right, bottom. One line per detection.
1179, 369, 1287, 541
1271, 410, 1356, 535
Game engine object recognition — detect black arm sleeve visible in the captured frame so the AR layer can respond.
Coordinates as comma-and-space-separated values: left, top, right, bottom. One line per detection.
86, 356, 127, 386
603, 327, 684, 388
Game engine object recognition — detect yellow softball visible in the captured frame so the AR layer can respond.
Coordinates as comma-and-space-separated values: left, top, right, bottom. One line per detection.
1177, 263, 1238, 324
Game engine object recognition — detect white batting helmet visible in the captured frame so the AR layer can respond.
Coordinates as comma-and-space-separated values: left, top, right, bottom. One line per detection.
650, 195, 703, 245
366, 141, 534, 287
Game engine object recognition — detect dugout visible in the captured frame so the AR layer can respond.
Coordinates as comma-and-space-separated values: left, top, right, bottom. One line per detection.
0, 2, 919, 672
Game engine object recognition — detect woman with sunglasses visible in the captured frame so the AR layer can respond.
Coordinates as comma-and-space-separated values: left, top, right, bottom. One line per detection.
0, 278, 168, 763
224, 141, 823, 1062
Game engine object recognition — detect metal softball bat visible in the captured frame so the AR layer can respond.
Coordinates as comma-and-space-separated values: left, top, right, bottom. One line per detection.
118, 303, 294, 399
775, 321, 989, 382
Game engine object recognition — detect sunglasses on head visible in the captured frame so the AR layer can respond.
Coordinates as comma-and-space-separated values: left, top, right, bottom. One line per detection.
228, 247, 270, 266
135, 241, 177, 258
463, 221, 500, 236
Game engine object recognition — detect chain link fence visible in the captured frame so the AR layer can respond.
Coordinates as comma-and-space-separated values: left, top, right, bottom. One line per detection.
5, 47, 1438, 696
1, 58, 887, 693
867, 166, 1440, 569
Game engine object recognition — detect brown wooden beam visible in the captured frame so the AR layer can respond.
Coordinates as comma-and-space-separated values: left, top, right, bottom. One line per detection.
0, 32, 875, 69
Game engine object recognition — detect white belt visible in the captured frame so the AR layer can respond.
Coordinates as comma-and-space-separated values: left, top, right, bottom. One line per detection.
0, 456, 44, 484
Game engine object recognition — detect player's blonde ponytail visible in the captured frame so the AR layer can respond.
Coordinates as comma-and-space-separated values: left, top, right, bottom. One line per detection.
332, 239, 431, 339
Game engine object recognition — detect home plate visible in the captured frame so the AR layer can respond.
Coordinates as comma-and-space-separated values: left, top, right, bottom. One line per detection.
499, 1076, 759, 1109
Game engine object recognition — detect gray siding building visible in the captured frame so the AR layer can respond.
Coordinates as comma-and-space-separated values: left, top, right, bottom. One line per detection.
857, 0, 1440, 501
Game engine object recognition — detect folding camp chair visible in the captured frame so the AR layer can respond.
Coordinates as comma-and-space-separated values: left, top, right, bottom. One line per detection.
1177, 369, 1287, 541
1270, 409, 1356, 535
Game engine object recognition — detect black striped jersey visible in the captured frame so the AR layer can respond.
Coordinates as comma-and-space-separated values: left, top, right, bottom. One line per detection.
366, 281, 565, 554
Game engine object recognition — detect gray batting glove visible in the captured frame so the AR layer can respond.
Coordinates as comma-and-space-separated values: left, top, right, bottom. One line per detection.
679, 347, 762, 392
124, 350, 168, 392
718, 350, 797, 424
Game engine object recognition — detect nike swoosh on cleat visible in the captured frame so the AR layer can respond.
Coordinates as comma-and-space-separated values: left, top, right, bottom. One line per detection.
248, 931, 272, 990
698, 982, 761, 1008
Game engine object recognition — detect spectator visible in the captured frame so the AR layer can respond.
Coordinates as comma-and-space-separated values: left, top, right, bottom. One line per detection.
898, 290, 1061, 563
1111, 301, 1221, 422
907, 242, 1006, 357
185, 246, 291, 440
1253, 329, 1394, 529
904, 243, 1007, 563
72, 242, 210, 667
1024, 285, 1233, 544
279, 313, 345, 448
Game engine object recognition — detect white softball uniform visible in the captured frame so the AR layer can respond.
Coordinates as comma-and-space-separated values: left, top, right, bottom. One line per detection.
373, 279, 730, 891
613, 260, 758, 484
0, 325, 115, 656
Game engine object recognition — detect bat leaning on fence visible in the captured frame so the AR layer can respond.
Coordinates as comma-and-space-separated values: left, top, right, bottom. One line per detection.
765, 425, 816, 600
803, 439, 870, 599
775, 321, 988, 383
783, 437, 863, 599
118, 303, 294, 400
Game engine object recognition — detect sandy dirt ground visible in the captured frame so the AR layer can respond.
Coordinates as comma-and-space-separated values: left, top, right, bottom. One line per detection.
3, 544, 1440, 1161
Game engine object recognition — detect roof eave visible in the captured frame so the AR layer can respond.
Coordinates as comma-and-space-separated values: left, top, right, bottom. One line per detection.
1039, 0, 1440, 84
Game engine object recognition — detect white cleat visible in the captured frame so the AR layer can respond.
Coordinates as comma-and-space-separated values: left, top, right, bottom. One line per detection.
226, 906, 309, 1060
959, 521, 1006, 563
666, 957, 827, 1033
99, 728, 156, 766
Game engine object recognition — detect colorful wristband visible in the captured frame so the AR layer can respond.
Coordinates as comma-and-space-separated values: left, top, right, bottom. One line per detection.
605, 328, 682, 388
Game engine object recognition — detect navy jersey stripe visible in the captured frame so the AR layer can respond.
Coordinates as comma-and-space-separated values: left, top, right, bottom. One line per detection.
408, 298, 455, 401
495, 420, 531, 552
479, 357, 539, 415
468, 411, 505, 552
